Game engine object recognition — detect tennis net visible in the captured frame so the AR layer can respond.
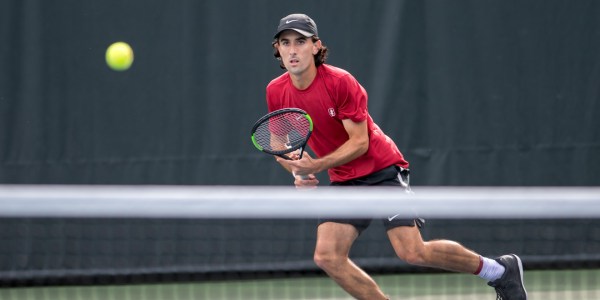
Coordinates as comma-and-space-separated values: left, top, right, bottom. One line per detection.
0, 185, 598, 300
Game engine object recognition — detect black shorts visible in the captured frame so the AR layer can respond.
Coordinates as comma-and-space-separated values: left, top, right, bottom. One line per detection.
318, 165, 425, 234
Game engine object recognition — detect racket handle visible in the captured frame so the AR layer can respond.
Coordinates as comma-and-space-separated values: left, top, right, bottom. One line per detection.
296, 149, 309, 179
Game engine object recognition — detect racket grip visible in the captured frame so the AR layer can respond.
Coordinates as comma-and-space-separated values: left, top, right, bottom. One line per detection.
296, 149, 309, 179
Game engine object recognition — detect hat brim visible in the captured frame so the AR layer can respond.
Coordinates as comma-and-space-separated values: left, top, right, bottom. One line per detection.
274, 28, 314, 39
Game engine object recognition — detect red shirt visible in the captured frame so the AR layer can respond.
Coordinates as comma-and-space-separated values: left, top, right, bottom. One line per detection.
266, 64, 409, 182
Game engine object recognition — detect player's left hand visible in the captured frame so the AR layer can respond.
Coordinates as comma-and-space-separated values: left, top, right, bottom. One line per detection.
294, 173, 319, 189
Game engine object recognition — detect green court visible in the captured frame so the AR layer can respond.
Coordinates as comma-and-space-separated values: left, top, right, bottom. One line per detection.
1, 269, 598, 300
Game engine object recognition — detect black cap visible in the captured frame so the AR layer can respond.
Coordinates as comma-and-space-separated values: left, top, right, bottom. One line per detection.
274, 13, 318, 39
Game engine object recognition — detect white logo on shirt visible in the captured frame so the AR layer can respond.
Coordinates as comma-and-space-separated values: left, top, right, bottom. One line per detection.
328, 108, 336, 117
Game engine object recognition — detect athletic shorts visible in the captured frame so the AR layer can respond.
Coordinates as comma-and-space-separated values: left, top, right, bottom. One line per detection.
318, 165, 425, 234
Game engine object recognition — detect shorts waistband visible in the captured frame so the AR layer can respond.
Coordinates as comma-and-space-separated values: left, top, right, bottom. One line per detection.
332, 165, 406, 186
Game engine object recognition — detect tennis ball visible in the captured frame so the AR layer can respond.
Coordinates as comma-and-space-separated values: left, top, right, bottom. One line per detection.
105, 42, 134, 71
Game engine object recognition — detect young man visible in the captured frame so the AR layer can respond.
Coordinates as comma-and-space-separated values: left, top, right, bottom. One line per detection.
266, 13, 527, 300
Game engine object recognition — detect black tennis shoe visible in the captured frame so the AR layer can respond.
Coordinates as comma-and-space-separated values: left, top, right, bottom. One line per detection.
487, 254, 527, 300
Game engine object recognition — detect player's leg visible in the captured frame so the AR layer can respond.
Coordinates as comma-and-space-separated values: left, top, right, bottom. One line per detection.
387, 224, 527, 299
385, 166, 527, 298
386, 224, 481, 273
314, 221, 389, 300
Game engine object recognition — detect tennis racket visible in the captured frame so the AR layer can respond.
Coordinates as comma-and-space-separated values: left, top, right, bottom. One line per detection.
251, 108, 313, 178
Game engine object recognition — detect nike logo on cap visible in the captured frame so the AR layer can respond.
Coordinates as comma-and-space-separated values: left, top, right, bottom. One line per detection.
388, 214, 400, 222
286, 20, 298, 24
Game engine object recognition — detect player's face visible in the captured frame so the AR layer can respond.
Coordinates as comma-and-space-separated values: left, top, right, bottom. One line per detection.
276, 30, 321, 77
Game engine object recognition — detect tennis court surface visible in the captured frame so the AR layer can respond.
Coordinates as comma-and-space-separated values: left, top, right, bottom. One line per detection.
1, 270, 598, 299
0, 185, 598, 299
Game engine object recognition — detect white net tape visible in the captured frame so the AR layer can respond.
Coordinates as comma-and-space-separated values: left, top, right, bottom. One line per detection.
0, 185, 598, 218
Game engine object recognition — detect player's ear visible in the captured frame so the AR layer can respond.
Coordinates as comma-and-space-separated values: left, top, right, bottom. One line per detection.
313, 40, 322, 55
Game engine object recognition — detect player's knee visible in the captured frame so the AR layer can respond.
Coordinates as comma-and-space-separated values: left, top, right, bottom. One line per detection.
313, 252, 332, 269
313, 251, 345, 271
399, 251, 427, 266
395, 245, 428, 266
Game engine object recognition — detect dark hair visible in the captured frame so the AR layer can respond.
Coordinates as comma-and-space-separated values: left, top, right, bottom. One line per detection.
272, 36, 329, 69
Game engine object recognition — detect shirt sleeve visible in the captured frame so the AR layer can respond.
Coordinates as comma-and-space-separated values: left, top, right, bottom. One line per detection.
266, 86, 275, 113
266, 87, 284, 114
334, 74, 368, 122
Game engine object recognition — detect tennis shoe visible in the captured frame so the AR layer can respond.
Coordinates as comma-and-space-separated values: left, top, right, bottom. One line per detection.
487, 254, 527, 300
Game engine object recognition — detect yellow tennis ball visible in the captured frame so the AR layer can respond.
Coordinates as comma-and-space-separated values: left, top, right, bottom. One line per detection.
105, 42, 134, 71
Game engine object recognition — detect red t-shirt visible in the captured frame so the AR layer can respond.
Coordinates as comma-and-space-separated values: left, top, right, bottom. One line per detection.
266, 64, 409, 182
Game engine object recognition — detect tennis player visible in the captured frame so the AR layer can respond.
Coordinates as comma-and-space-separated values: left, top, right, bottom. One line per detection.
266, 13, 527, 300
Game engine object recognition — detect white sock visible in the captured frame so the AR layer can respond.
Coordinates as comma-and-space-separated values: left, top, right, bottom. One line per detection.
476, 256, 506, 282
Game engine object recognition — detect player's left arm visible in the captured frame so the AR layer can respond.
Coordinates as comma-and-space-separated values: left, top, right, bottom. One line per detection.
278, 118, 368, 176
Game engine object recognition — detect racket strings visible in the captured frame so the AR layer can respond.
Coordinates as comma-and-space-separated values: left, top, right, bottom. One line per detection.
254, 112, 310, 152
